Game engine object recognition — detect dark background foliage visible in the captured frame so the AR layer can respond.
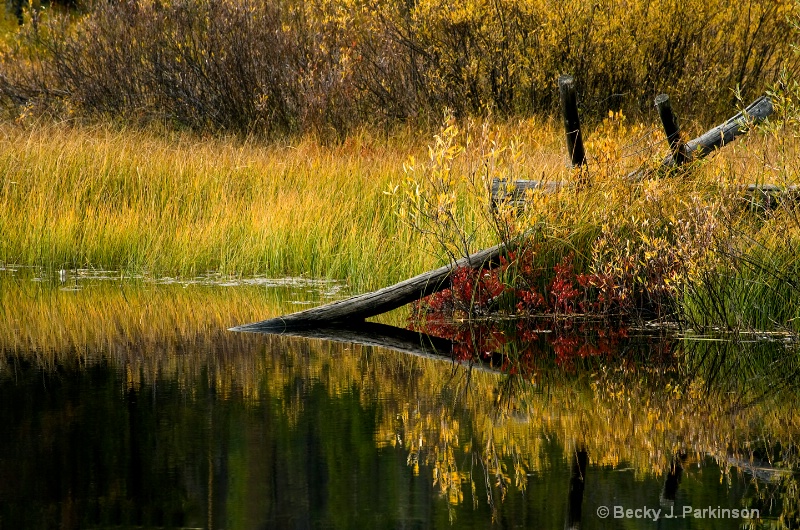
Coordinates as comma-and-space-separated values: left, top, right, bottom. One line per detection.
0, 0, 796, 137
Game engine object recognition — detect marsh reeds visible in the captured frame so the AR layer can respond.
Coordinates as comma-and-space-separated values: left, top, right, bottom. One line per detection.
0, 89, 798, 332
0, 123, 439, 290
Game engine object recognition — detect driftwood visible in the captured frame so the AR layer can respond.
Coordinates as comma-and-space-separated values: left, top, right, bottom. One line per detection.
232, 243, 509, 332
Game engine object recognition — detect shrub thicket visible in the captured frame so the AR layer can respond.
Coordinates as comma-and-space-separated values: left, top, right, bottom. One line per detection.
392, 81, 800, 333
0, 0, 797, 135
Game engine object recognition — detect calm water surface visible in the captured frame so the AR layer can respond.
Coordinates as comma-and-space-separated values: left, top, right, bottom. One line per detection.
1, 270, 798, 529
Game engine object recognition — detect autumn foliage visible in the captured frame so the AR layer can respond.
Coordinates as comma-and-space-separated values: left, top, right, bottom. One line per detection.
0, 0, 796, 135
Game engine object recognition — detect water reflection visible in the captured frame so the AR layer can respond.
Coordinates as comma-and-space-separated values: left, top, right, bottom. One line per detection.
0, 276, 799, 528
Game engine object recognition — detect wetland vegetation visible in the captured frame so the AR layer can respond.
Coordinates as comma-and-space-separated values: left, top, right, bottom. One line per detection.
1, 0, 800, 527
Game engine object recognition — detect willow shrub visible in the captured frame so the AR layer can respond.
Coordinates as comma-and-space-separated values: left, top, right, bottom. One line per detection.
395, 98, 800, 332
0, 0, 797, 135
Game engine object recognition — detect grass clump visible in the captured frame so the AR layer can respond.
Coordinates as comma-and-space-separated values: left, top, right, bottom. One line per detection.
0, 122, 434, 290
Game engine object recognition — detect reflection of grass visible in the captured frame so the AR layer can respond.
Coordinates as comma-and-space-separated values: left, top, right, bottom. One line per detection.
1, 278, 799, 521
0, 269, 312, 366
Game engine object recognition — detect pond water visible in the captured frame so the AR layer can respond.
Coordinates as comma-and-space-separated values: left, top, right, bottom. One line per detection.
1, 270, 798, 529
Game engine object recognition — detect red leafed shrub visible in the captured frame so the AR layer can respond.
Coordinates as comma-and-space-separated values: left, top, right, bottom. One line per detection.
412, 265, 507, 318
412, 250, 629, 322
409, 249, 649, 370
549, 254, 582, 313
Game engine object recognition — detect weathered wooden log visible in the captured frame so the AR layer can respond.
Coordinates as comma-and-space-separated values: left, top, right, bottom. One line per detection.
232, 243, 510, 332
744, 184, 800, 210
559, 75, 587, 168
663, 94, 773, 166
655, 94, 687, 166
490, 177, 564, 207
491, 178, 800, 207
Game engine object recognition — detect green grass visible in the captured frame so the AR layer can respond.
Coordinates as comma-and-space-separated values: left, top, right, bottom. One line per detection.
0, 123, 440, 290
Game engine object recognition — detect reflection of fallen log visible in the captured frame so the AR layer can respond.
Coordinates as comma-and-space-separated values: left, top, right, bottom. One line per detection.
232, 243, 508, 332
266, 322, 453, 357
242, 321, 504, 374
725, 455, 796, 483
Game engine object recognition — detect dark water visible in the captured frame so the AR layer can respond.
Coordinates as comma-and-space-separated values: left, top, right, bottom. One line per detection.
0, 274, 798, 529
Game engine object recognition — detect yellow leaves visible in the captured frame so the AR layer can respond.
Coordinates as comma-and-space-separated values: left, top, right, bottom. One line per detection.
392, 112, 530, 258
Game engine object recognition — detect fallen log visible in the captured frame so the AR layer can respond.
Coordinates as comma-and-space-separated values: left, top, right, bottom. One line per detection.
491, 178, 564, 206
492, 178, 800, 211
232, 242, 509, 332
744, 183, 800, 209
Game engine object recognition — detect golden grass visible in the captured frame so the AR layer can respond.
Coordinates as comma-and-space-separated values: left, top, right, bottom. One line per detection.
0, 122, 436, 289
0, 110, 798, 310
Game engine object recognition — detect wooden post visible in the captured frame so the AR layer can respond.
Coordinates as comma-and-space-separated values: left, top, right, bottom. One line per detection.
566, 448, 588, 530
558, 75, 586, 168
655, 94, 687, 166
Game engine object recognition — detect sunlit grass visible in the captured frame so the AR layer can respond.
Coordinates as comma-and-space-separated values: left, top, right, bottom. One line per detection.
0, 122, 438, 290
0, 117, 573, 287
0, 110, 798, 333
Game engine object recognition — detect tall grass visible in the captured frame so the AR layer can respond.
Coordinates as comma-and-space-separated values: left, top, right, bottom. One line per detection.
0, 122, 437, 289
0, 116, 572, 287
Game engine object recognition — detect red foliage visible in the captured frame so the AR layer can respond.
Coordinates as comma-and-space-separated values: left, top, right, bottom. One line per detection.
549, 254, 581, 313
413, 250, 632, 322
407, 248, 655, 374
